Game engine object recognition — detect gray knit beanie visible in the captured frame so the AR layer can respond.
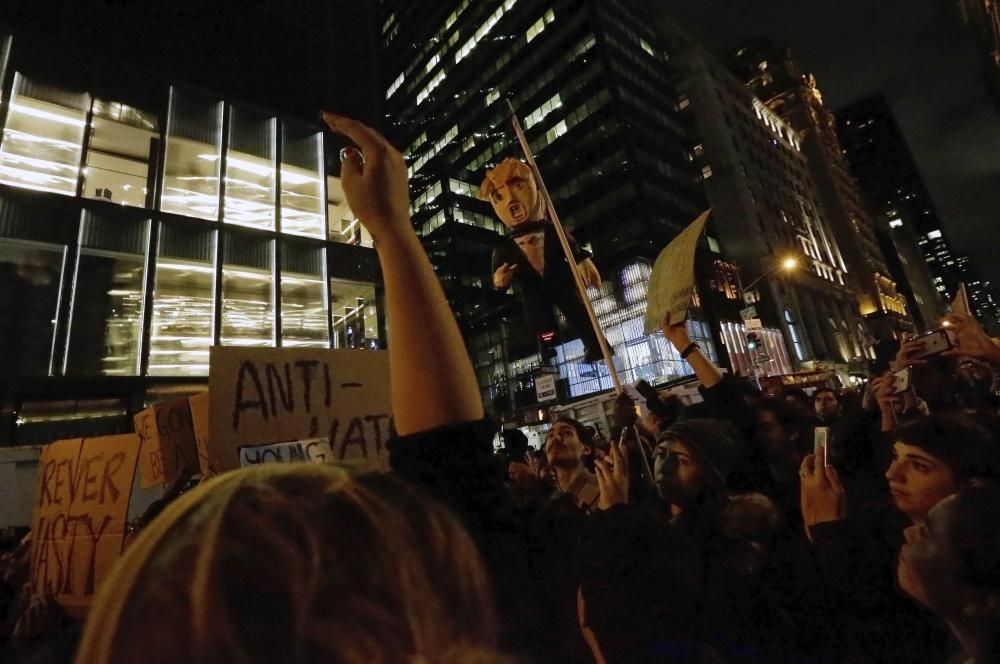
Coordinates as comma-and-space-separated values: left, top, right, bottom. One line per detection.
663, 418, 745, 485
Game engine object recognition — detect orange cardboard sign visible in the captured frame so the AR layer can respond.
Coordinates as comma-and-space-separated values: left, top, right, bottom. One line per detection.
133, 396, 200, 488
188, 391, 214, 477
208, 347, 392, 473
29, 434, 140, 618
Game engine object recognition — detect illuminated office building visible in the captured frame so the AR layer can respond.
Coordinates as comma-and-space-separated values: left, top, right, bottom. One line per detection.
0, 27, 383, 444
835, 95, 948, 328
958, 0, 1000, 112
379, 0, 730, 421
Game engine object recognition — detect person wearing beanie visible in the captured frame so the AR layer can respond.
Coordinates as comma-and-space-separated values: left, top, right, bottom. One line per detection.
653, 418, 745, 523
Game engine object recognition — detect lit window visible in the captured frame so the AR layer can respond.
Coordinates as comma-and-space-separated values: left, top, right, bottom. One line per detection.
387, 72, 404, 99
161, 87, 224, 221
83, 99, 159, 209
221, 233, 274, 347
0, 73, 88, 196
455, 0, 516, 63
678, 95, 690, 110
640, 38, 656, 57
417, 70, 446, 105
927, 229, 942, 239
281, 240, 328, 348
280, 123, 325, 239
889, 218, 903, 228
224, 106, 277, 231
701, 165, 713, 179
331, 278, 380, 350
426, 53, 440, 72
524, 94, 562, 128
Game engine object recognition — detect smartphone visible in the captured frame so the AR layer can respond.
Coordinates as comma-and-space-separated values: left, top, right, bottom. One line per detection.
891, 366, 912, 394
814, 427, 829, 467
913, 329, 955, 359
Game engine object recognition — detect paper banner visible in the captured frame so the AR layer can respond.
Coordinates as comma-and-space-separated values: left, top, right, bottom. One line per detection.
208, 347, 392, 473
643, 210, 710, 334
29, 434, 141, 618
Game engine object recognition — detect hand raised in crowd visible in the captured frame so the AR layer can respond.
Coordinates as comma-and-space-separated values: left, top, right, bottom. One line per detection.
799, 453, 846, 542
320, 112, 411, 245
942, 314, 1000, 363
872, 372, 902, 413
612, 391, 638, 429
493, 262, 518, 289
595, 441, 629, 510
509, 452, 540, 486
661, 318, 692, 353
892, 335, 928, 370
578, 257, 602, 289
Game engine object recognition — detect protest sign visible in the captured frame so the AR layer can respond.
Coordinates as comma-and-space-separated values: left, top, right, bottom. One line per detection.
238, 439, 334, 467
133, 396, 199, 488
29, 434, 140, 618
188, 391, 213, 477
952, 282, 971, 317
643, 210, 710, 334
208, 347, 392, 473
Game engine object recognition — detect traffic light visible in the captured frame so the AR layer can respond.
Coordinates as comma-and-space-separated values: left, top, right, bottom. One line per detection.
746, 332, 762, 351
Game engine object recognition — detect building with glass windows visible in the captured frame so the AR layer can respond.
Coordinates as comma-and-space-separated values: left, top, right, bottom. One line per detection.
378, 0, 749, 423
658, 21, 870, 371
0, 27, 383, 445
727, 41, 911, 340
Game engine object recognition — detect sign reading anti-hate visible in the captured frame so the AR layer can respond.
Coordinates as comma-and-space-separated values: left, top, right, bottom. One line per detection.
133, 396, 200, 488
29, 434, 141, 617
208, 347, 393, 473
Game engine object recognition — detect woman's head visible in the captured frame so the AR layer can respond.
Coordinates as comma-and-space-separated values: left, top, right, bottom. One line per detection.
77, 465, 500, 664
753, 397, 808, 460
887, 414, 999, 522
899, 484, 1000, 626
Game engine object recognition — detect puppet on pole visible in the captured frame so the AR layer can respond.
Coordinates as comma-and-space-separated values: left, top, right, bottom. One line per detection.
480, 102, 622, 392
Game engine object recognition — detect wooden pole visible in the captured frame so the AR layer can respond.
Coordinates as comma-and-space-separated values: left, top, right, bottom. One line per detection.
506, 100, 622, 394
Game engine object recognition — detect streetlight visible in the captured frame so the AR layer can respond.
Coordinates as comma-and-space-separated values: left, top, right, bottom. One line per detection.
739, 255, 800, 296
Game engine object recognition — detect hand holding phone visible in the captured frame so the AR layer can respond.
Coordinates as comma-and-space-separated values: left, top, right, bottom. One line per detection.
912, 328, 956, 360
813, 427, 829, 467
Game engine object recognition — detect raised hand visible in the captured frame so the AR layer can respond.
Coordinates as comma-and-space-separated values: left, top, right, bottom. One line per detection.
595, 441, 630, 510
320, 112, 411, 245
799, 453, 846, 542
942, 314, 1000, 363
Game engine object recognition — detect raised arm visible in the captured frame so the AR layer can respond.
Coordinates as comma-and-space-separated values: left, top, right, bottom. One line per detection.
321, 113, 483, 434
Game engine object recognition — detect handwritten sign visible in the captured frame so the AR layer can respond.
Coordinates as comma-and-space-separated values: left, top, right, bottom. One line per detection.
133, 397, 199, 488
643, 210, 710, 334
238, 439, 334, 467
188, 391, 213, 477
29, 434, 140, 618
208, 347, 392, 473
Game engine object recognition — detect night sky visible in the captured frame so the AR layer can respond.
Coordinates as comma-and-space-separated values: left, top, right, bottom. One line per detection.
664, 0, 1000, 287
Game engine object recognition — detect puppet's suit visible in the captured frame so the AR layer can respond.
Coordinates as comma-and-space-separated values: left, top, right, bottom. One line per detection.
492, 220, 603, 361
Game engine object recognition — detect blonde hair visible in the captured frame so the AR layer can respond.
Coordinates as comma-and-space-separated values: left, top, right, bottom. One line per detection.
76, 465, 506, 664
477, 158, 533, 201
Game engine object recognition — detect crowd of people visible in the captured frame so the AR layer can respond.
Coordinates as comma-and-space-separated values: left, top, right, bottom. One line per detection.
1, 115, 999, 663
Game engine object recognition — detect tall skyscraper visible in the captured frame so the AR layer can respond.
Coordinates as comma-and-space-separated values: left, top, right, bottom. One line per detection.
380, 0, 729, 423
658, 20, 870, 370
728, 41, 911, 339
958, 0, 1000, 112
835, 96, 950, 328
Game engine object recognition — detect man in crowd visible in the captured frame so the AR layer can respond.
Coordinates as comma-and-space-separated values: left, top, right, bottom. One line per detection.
544, 417, 600, 512
813, 388, 841, 424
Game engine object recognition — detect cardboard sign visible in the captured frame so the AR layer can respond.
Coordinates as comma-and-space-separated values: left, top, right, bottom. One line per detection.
208, 347, 392, 473
535, 374, 557, 403
952, 282, 971, 317
238, 439, 334, 467
643, 210, 710, 334
133, 397, 200, 488
188, 391, 213, 477
29, 434, 140, 618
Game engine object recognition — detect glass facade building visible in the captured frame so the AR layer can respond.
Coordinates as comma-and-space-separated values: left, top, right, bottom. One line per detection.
0, 29, 383, 444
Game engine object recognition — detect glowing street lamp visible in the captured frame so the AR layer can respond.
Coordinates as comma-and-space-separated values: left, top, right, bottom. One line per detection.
741, 255, 801, 295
